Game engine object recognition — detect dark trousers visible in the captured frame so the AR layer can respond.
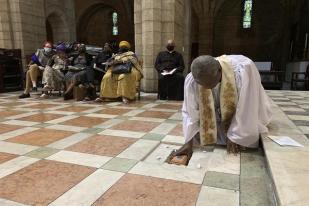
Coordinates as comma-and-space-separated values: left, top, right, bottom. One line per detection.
158, 72, 184, 101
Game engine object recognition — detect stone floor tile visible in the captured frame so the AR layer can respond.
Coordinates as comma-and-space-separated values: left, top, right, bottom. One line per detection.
150, 123, 177, 135
196, 186, 239, 206
67, 135, 136, 157
0, 156, 39, 179
92, 174, 200, 206
0, 152, 17, 164
56, 105, 94, 112
168, 112, 182, 120
144, 143, 181, 164
111, 120, 159, 132
84, 113, 117, 119
0, 160, 95, 206
240, 150, 274, 206
0, 141, 38, 155
129, 162, 206, 184
288, 115, 309, 121
0, 198, 30, 206
299, 126, 309, 134
22, 103, 60, 110
122, 109, 145, 117
153, 103, 182, 110
95, 118, 124, 129
188, 148, 240, 175
102, 157, 138, 172
24, 147, 59, 159
1, 120, 38, 127
203, 171, 239, 191
6, 128, 74, 146
98, 108, 132, 115
0, 124, 23, 135
142, 133, 165, 141
47, 133, 93, 149
168, 124, 183, 136
47, 150, 111, 168
99, 129, 145, 138
46, 124, 87, 132
129, 116, 165, 123
161, 135, 185, 144
137, 110, 174, 119
44, 115, 78, 124
0, 110, 24, 118
50, 169, 124, 206
61, 116, 108, 128
117, 139, 160, 160
17, 113, 64, 123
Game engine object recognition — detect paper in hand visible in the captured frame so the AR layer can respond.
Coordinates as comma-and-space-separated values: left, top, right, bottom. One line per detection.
268, 135, 304, 147
161, 68, 177, 76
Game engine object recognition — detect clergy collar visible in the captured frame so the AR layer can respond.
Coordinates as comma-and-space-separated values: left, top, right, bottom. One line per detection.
167, 50, 175, 54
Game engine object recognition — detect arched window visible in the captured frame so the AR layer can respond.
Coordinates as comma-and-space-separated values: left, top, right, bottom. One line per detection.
112, 12, 118, 35
242, 0, 253, 29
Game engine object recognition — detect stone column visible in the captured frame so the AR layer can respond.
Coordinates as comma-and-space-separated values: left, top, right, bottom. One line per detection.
135, 0, 187, 92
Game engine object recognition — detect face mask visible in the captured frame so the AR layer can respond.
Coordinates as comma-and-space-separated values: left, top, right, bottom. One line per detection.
166, 45, 175, 51
44, 47, 52, 53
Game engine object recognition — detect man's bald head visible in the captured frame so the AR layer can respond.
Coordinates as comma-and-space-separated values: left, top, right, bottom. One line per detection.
191, 55, 222, 89
167, 39, 175, 46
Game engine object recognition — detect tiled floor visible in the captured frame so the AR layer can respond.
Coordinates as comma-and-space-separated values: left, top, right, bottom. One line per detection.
0, 91, 281, 206
267, 90, 309, 139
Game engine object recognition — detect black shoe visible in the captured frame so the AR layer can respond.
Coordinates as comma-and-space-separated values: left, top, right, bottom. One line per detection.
19, 93, 30, 99
32, 87, 37, 92
63, 92, 73, 100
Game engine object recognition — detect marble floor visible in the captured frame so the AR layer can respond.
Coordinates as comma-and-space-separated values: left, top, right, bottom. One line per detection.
0, 91, 277, 206
267, 90, 309, 138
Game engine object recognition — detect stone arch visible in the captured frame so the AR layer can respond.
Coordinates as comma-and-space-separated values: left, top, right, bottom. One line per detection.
76, 0, 134, 48
46, 11, 70, 43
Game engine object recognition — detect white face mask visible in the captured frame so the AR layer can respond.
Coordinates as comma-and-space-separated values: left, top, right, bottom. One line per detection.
44, 47, 52, 53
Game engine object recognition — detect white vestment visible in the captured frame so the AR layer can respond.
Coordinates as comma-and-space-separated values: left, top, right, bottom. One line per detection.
182, 55, 273, 148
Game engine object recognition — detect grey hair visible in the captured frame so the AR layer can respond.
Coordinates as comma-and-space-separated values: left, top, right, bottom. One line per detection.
191, 55, 221, 83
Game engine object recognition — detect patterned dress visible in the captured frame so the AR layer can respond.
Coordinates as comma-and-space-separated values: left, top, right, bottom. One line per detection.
42, 55, 66, 90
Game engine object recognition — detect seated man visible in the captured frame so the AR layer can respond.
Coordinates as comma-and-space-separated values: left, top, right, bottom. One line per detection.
93, 43, 113, 83
155, 40, 185, 100
19, 41, 54, 98
96, 41, 142, 104
168, 55, 273, 165
40, 43, 68, 98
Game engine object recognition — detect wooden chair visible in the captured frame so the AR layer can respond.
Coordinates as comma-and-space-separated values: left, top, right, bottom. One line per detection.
291, 65, 309, 90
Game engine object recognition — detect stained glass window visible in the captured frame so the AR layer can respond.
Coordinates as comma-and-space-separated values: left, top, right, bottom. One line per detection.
112, 12, 118, 35
242, 0, 253, 29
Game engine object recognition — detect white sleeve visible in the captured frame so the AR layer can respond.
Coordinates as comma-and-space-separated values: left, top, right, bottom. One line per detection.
227, 56, 272, 148
182, 73, 200, 143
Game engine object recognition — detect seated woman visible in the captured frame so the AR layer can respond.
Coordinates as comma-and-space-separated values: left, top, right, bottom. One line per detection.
63, 44, 95, 100
95, 41, 142, 104
40, 43, 68, 98
93, 43, 113, 85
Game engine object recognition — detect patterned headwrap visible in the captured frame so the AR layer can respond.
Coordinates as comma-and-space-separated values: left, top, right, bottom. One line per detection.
119, 41, 131, 49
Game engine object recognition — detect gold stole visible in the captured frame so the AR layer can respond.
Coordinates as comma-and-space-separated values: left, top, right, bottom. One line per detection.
198, 55, 238, 146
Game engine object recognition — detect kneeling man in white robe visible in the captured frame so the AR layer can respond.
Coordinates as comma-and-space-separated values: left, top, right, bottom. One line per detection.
168, 55, 272, 165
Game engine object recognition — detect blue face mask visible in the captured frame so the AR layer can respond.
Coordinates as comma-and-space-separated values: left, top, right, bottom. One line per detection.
44, 47, 52, 54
